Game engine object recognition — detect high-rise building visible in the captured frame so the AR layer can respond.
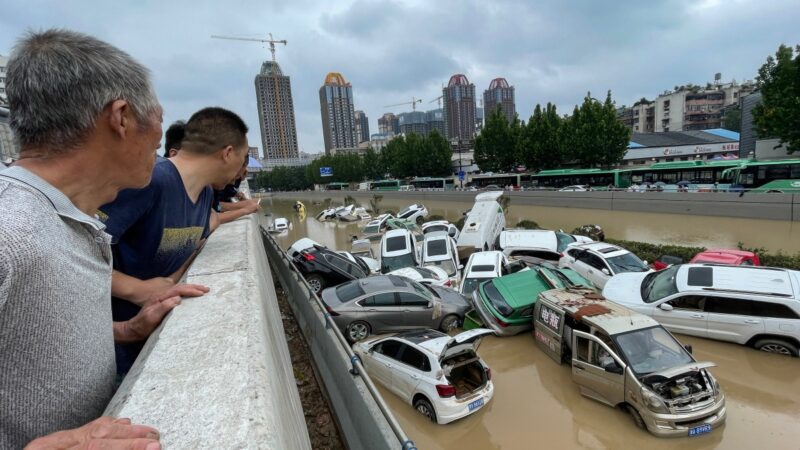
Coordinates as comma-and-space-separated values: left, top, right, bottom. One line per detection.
618, 100, 655, 133
653, 80, 756, 132
248, 146, 260, 161
443, 74, 476, 141
378, 112, 400, 135
354, 110, 370, 143
319, 72, 358, 154
0, 54, 8, 106
255, 61, 299, 161
425, 109, 445, 136
475, 107, 484, 133
483, 78, 515, 125
398, 111, 428, 136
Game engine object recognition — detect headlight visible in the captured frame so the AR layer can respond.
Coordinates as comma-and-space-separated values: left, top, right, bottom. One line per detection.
709, 373, 721, 396
640, 387, 670, 414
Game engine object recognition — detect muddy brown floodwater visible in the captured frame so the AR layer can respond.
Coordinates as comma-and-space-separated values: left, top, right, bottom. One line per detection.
258, 197, 800, 450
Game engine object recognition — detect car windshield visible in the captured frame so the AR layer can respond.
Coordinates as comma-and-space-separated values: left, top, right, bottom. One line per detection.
363, 224, 380, 234
425, 225, 447, 234
471, 264, 496, 272
385, 236, 408, 252
428, 259, 457, 276
334, 282, 365, 303
414, 267, 438, 279
462, 277, 489, 294
641, 265, 680, 303
410, 280, 434, 300
613, 326, 694, 376
482, 281, 514, 317
606, 253, 649, 274
381, 253, 415, 272
555, 232, 576, 252
426, 239, 448, 256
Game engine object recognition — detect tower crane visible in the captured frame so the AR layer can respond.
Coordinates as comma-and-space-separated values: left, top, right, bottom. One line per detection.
211, 33, 290, 159
383, 96, 422, 111
429, 95, 443, 109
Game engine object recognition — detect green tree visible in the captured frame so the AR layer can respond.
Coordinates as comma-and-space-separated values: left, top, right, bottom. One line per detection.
426, 130, 454, 176
474, 106, 517, 172
362, 147, 384, 180
753, 44, 800, 153
563, 91, 630, 168
723, 106, 741, 132
518, 103, 565, 171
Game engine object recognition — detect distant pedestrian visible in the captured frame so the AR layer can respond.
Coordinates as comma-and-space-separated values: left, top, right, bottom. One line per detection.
0, 28, 197, 449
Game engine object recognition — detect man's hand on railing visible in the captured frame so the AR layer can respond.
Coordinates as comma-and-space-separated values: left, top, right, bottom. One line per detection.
24, 417, 161, 450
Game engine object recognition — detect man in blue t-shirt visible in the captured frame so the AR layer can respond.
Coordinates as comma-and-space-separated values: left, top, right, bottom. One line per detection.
100, 107, 251, 373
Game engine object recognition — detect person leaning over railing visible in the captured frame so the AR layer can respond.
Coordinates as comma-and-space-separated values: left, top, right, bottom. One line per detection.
0, 28, 202, 449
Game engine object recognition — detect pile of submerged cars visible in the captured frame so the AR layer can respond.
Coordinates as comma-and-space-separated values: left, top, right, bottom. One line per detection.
287, 192, 800, 437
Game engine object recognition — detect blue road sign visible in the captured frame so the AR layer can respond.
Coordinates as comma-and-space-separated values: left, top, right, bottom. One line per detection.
320, 166, 333, 177
458, 170, 465, 181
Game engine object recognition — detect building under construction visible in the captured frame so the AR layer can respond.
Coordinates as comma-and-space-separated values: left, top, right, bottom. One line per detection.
255, 60, 299, 160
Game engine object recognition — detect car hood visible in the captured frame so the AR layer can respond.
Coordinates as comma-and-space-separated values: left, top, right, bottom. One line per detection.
601, 272, 650, 305
440, 328, 494, 363
641, 362, 716, 383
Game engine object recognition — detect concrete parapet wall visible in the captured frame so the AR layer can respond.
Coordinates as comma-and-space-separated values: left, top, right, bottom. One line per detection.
277, 190, 797, 221
105, 214, 311, 449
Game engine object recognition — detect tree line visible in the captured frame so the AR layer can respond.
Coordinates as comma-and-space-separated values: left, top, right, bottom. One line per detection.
475, 91, 631, 173
253, 130, 453, 191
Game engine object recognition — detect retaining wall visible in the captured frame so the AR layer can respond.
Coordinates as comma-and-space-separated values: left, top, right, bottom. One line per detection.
104, 214, 311, 449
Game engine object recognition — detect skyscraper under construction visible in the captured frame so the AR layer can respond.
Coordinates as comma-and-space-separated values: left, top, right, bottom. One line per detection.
255, 60, 299, 160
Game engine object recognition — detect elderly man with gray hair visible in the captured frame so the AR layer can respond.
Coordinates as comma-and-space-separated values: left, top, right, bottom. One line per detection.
0, 29, 207, 449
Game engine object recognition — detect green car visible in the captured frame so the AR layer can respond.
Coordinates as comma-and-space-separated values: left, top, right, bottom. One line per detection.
469, 266, 591, 336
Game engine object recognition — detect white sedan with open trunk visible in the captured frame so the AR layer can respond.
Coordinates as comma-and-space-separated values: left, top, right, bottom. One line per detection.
353, 328, 494, 424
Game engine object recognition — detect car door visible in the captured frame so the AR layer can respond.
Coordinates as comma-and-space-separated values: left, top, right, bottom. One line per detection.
397, 291, 433, 329
359, 292, 403, 333
652, 295, 709, 338
323, 253, 355, 283
367, 339, 403, 388
757, 301, 800, 339
704, 296, 765, 344
577, 252, 608, 288
571, 330, 626, 407
393, 344, 428, 403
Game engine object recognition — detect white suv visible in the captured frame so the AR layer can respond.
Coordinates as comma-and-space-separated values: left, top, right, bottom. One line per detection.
397, 203, 429, 225
559, 242, 650, 289
603, 264, 800, 356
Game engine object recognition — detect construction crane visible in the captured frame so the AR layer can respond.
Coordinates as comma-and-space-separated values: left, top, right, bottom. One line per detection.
384, 96, 422, 112
211, 33, 290, 158
429, 95, 443, 109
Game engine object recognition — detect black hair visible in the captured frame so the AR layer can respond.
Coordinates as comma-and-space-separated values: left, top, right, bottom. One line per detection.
181, 107, 248, 155
163, 120, 186, 157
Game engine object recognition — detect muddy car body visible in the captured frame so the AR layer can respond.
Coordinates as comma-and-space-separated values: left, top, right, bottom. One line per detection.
533, 287, 726, 438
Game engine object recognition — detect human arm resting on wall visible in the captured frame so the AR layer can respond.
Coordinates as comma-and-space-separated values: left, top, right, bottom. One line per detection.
111, 271, 208, 307
24, 417, 161, 450
216, 199, 260, 225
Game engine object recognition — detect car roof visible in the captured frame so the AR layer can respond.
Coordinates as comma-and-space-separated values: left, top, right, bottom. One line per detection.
486, 269, 560, 308
690, 249, 755, 264
467, 251, 502, 268
424, 230, 450, 240
676, 264, 796, 297
356, 275, 414, 294
394, 329, 449, 346
540, 287, 658, 335
500, 230, 556, 250
384, 228, 411, 238
571, 242, 628, 258
422, 220, 450, 229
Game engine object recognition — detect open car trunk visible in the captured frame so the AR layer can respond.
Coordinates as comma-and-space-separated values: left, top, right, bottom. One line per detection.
443, 352, 488, 399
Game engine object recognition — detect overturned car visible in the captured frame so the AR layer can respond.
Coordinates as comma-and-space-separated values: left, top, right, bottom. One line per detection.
532, 287, 726, 438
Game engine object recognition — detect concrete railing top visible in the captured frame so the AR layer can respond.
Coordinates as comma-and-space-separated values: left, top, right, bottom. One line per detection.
104, 199, 311, 449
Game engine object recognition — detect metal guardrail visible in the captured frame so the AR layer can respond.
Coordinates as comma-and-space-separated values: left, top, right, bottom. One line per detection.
260, 227, 417, 450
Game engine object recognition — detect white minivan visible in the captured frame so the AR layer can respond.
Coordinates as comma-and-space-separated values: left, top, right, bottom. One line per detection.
455, 191, 506, 261
380, 229, 421, 274
422, 231, 462, 288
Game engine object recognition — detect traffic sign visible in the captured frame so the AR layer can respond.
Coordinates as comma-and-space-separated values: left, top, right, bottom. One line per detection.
320, 166, 333, 177
458, 170, 465, 181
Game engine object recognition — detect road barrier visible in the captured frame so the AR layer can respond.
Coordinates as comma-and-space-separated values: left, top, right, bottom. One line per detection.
260, 227, 417, 450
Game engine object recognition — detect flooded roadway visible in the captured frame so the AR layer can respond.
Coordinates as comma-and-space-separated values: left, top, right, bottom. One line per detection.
259, 198, 800, 450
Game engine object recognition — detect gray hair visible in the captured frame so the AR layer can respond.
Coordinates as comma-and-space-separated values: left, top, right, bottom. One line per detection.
7, 28, 160, 152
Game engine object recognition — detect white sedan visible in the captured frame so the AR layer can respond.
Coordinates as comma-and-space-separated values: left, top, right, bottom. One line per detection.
559, 242, 650, 289
353, 329, 494, 424
387, 266, 453, 288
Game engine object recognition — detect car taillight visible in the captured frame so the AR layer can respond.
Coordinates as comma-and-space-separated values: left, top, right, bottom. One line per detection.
324, 304, 339, 317
494, 316, 509, 328
485, 368, 492, 380
303, 252, 315, 261
444, 279, 452, 287
436, 384, 456, 398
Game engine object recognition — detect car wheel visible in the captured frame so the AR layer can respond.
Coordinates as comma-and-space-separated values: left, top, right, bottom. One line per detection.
346, 321, 371, 343
414, 397, 437, 423
416, 216, 424, 225
306, 273, 325, 295
754, 338, 799, 356
626, 404, 646, 430
439, 314, 460, 332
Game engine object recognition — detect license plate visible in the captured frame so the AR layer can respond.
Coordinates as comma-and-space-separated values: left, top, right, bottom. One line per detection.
689, 424, 712, 437
468, 398, 484, 411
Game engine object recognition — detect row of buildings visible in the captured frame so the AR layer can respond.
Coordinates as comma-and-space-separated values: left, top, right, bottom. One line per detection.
617, 77, 756, 133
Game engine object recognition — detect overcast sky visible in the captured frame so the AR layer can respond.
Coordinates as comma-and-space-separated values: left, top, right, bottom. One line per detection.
1, 0, 798, 155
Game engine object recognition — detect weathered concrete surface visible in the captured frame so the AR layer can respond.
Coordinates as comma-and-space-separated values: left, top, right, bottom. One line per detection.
274, 190, 798, 221
105, 215, 311, 449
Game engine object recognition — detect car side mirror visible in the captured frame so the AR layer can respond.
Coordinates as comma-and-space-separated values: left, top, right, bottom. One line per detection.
603, 361, 623, 374
643, 260, 648, 266
427, 301, 433, 308
601, 268, 610, 276
458, 264, 464, 270
684, 344, 693, 354
659, 303, 674, 312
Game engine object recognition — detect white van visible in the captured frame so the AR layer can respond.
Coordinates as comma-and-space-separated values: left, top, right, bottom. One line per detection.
455, 191, 506, 261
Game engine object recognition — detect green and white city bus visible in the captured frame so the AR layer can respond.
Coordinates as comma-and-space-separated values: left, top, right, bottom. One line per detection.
724, 159, 800, 193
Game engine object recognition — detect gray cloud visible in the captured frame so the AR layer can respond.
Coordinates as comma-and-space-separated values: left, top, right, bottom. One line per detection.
1, 0, 798, 153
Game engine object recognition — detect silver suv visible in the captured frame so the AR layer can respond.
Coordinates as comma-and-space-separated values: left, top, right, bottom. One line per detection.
603, 264, 800, 356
